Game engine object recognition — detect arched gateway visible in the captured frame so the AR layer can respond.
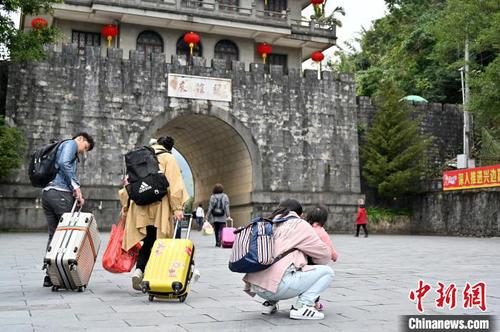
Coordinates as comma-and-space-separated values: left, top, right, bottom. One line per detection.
141, 111, 263, 224
1, 45, 363, 232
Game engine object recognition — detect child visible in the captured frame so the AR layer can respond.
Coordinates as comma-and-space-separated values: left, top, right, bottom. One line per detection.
306, 204, 339, 311
355, 199, 368, 237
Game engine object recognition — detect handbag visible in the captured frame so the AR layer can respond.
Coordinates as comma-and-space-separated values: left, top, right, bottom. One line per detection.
102, 215, 142, 273
202, 221, 214, 235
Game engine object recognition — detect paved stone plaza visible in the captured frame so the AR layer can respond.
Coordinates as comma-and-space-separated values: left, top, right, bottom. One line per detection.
0, 231, 498, 332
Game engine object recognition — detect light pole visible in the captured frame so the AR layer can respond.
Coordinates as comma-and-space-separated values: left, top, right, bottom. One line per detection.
459, 66, 470, 164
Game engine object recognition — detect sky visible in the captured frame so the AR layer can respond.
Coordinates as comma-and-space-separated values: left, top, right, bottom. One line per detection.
302, 0, 387, 68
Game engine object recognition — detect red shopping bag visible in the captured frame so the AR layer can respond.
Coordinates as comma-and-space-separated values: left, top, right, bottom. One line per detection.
102, 215, 141, 273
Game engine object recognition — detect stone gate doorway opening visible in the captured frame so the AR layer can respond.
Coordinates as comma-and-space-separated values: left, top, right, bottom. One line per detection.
154, 114, 257, 226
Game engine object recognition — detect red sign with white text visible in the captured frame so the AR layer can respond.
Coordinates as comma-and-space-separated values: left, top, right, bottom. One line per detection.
443, 164, 500, 191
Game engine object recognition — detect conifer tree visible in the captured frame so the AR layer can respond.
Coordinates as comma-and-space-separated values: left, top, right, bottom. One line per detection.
361, 81, 431, 201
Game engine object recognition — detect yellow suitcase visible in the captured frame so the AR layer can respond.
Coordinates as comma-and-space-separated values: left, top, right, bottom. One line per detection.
141, 219, 195, 302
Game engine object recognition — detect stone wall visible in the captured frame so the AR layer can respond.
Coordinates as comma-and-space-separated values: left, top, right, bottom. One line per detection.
357, 96, 464, 169
411, 187, 500, 237
1, 44, 363, 231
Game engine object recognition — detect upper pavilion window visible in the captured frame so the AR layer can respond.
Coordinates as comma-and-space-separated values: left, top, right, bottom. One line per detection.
214, 40, 239, 64
136, 31, 164, 57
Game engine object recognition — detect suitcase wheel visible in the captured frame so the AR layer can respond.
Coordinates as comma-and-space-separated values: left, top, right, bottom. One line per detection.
51, 285, 59, 292
148, 295, 154, 302
77, 286, 85, 292
179, 294, 187, 303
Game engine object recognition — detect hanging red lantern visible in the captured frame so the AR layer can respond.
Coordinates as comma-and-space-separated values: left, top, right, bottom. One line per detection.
256, 43, 272, 64
311, 0, 324, 16
311, 51, 325, 63
31, 17, 48, 30
183, 32, 200, 56
310, 0, 324, 4
101, 24, 119, 48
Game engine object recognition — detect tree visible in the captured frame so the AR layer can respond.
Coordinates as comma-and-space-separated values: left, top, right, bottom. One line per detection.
361, 81, 431, 201
1, 0, 61, 62
432, 0, 500, 165
0, 116, 26, 179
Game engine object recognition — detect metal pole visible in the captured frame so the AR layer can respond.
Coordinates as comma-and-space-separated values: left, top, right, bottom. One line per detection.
463, 34, 470, 163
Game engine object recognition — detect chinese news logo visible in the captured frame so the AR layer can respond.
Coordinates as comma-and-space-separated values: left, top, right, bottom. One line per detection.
409, 280, 487, 313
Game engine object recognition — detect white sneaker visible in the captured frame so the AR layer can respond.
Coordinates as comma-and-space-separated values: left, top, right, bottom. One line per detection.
132, 268, 143, 291
261, 301, 278, 315
289, 305, 324, 320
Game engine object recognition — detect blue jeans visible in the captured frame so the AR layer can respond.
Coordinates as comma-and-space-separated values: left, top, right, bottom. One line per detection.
253, 265, 334, 306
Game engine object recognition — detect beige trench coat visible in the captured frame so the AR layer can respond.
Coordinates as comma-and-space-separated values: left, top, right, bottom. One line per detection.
119, 144, 189, 251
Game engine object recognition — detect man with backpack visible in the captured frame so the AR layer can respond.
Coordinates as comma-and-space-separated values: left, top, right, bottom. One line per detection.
40, 132, 95, 287
119, 136, 190, 291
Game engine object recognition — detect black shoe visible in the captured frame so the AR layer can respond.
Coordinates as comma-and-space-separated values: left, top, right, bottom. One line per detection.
43, 276, 53, 287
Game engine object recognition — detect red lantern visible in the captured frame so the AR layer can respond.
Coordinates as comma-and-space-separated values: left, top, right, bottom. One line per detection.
256, 43, 272, 64
311, 51, 324, 63
31, 17, 48, 30
183, 32, 200, 56
101, 24, 119, 47
310, 0, 323, 5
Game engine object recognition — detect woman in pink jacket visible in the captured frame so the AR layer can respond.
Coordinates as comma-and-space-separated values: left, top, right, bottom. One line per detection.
243, 199, 334, 320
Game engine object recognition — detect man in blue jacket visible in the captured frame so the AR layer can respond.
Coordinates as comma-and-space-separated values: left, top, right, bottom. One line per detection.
41, 132, 95, 287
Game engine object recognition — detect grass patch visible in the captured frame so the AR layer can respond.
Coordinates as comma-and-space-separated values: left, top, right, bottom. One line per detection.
366, 207, 411, 224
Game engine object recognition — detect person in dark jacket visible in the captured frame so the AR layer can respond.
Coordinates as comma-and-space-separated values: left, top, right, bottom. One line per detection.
205, 183, 231, 247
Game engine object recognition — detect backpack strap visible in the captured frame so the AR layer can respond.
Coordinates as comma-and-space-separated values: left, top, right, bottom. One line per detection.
273, 248, 296, 262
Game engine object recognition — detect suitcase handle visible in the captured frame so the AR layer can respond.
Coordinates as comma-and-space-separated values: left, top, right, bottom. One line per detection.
173, 216, 192, 240
70, 200, 83, 215
226, 217, 233, 228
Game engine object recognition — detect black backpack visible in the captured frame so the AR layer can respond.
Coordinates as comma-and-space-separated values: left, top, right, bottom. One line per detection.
212, 195, 225, 217
29, 140, 69, 188
125, 146, 169, 206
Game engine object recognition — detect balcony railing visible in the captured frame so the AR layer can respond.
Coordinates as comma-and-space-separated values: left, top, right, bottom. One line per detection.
65, 0, 335, 38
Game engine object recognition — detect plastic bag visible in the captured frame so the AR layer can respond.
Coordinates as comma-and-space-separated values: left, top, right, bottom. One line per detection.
202, 221, 214, 235
102, 215, 141, 273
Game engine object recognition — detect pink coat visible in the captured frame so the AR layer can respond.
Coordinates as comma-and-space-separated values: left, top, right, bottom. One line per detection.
243, 212, 332, 294
312, 223, 339, 262
356, 208, 368, 225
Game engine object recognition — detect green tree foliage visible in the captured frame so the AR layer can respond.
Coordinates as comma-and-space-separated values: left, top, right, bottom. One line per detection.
1, 0, 61, 62
0, 116, 26, 179
335, 0, 499, 165
361, 82, 430, 200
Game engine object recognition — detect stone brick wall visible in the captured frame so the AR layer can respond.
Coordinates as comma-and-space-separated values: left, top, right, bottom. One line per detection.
411, 188, 500, 237
357, 96, 464, 170
1, 44, 363, 231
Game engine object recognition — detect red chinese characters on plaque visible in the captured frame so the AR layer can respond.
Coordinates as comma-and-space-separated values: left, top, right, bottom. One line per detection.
443, 164, 500, 191
167, 74, 232, 102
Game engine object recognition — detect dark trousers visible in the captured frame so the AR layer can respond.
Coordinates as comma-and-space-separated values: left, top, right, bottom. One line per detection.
214, 222, 225, 246
136, 224, 182, 272
42, 189, 75, 250
356, 224, 368, 236
196, 217, 203, 230
136, 226, 156, 272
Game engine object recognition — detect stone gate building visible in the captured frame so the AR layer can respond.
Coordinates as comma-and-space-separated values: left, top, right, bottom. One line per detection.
1, 45, 363, 231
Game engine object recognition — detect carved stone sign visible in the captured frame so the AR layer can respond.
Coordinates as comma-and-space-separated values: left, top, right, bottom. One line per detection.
167, 74, 232, 102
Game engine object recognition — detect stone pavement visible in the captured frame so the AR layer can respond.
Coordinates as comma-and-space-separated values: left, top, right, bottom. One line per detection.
0, 231, 499, 332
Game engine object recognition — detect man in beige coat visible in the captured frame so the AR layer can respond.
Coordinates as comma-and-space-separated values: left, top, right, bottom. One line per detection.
119, 136, 189, 290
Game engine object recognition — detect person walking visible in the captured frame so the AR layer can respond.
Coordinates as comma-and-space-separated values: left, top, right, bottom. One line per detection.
205, 183, 230, 247
355, 199, 368, 237
41, 132, 95, 287
119, 136, 189, 291
195, 203, 205, 231
243, 199, 334, 320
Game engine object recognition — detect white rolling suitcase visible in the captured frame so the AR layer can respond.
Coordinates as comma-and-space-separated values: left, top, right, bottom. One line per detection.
43, 202, 100, 292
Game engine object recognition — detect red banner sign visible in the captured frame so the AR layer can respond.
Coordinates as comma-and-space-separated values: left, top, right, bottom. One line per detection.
443, 164, 500, 191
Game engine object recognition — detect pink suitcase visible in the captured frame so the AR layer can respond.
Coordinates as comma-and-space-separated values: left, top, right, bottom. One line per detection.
221, 219, 235, 248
